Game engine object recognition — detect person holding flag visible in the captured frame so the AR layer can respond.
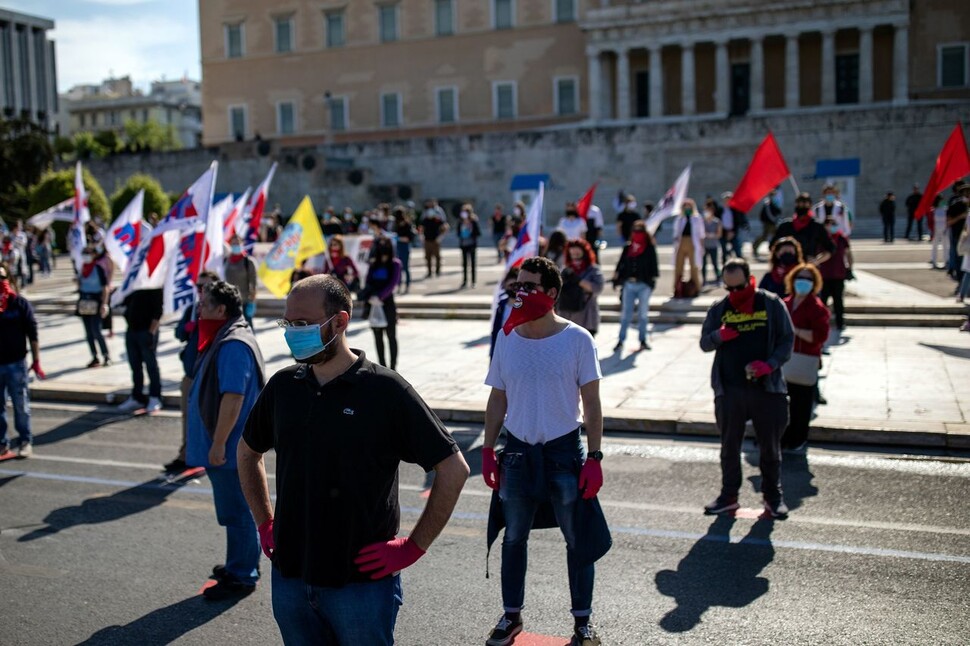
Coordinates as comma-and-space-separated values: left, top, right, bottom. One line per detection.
225, 233, 259, 328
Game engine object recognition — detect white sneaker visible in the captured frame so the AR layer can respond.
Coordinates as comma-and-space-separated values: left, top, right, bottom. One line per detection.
17, 442, 32, 458
145, 397, 162, 414
117, 397, 142, 412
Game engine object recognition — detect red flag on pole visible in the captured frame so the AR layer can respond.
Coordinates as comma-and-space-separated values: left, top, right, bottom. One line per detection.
914, 123, 970, 221
575, 182, 598, 220
728, 132, 792, 214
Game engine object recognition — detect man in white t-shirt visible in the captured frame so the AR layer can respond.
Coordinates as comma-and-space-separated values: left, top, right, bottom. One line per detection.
482, 256, 606, 646
557, 204, 588, 241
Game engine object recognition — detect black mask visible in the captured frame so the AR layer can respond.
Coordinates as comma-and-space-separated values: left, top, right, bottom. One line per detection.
777, 252, 797, 266
795, 206, 810, 217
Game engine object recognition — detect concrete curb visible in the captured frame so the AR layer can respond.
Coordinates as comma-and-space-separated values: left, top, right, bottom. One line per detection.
29, 384, 969, 451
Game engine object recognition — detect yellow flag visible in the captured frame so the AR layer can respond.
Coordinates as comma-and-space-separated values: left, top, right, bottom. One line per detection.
258, 196, 327, 297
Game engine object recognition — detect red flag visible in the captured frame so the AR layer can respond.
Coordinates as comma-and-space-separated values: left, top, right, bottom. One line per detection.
728, 132, 791, 214
575, 182, 598, 220
914, 123, 970, 220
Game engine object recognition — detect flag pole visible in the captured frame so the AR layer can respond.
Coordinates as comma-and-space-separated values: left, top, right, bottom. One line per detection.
787, 174, 800, 197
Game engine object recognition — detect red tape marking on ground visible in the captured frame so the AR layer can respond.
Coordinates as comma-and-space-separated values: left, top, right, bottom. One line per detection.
734, 507, 765, 519
515, 632, 570, 646
198, 579, 218, 595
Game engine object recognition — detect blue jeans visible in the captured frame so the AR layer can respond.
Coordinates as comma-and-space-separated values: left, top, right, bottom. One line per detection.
0, 360, 31, 449
82, 314, 109, 359
126, 329, 161, 402
207, 467, 260, 585
396, 241, 411, 288
272, 568, 403, 645
500, 432, 594, 617
618, 281, 652, 344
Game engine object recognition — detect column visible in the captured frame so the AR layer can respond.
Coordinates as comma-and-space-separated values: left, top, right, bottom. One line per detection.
750, 37, 764, 112
785, 34, 800, 108
821, 29, 835, 105
649, 45, 663, 118
25, 27, 38, 115
9, 24, 23, 111
893, 23, 909, 104
682, 43, 695, 116
858, 27, 873, 104
616, 47, 631, 120
587, 46, 602, 121
715, 39, 729, 114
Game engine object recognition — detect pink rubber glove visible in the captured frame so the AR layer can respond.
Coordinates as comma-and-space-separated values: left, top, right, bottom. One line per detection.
718, 325, 739, 342
354, 537, 426, 580
258, 518, 275, 559
578, 459, 603, 500
31, 360, 46, 380
482, 447, 500, 491
749, 360, 773, 378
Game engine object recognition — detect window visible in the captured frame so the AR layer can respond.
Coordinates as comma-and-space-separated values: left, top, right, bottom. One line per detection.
225, 23, 244, 58
493, 81, 516, 119
79, 113, 85, 127
277, 101, 296, 134
554, 0, 575, 23
635, 70, 650, 117
142, 109, 148, 122
381, 93, 401, 127
940, 44, 968, 88
493, 0, 513, 30
435, 0, 455, 36
379, 5, 398, 43
835, 53, 859, 104
555, 77, 578, 115
275, 16, 293, 53
436, 87, 458, 123
329, 96, 347, 131
325, 12, 345, 48
91, 112, 97, 126
229, 105, 247, 140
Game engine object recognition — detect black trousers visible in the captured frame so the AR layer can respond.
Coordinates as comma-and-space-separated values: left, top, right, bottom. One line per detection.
461, 245, 477, 285
819, 278, 845, 328
904, 213, 923, 239
782, 382, 816, 449
882, 216, 895, 242
714, 386, 789, 503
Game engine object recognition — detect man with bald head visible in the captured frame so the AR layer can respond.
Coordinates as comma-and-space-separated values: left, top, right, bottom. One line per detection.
238, 274, 469, 645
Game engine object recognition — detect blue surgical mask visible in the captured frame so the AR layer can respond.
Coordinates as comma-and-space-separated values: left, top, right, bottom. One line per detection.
828, 225, 839, 234
283, 315, 337, 360
230, 244, 243, 254
794, 278, 813, 295
825, 194, 835, 203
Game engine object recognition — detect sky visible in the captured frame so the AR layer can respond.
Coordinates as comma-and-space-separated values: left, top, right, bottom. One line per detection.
3, 0, 201, 93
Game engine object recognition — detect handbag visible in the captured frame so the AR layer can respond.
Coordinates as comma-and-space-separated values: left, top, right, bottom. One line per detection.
368, 302, 388, 328
783, 352, 820, 386
77, 298, 100, 316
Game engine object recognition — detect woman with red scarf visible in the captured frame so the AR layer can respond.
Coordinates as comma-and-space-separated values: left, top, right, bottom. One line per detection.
818, 216, 854, 330
324, 235, 360, 293
759, 237, 803, 297
781, 263, 830, 452
611, 220, 659, 352
556, 239, 604, 337
77, 245, 111, 367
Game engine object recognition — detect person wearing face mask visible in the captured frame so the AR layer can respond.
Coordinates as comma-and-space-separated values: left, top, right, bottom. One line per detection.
0, 264, 43, 460
392, 206, 417, 294
557, 203, 588, 242
185, 280, 266, 600
556, 239, 605, 337
323, 235, 360, 293
818, 218, 854, 330
483, 256, 609, 646
672, 198, 704, 298
772, 192, 834, 267
616, 194, 640, 243
812, 184, 853, 236
759, 237, 804, 297
612, 220, 659, 352
362, 237, 402, 370
223, 233, 259, 329
238, 274, 468, 644
780, 264, 830, 452
76, 245, 112, 368
699, 258, 794, 519
490, 267, 520, 360
457, 203, 482, 289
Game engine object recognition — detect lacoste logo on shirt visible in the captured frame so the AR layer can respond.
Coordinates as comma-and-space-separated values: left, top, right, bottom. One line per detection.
343, 408, 355, 415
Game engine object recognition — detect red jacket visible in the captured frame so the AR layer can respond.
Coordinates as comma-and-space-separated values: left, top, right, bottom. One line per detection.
784, 294, 830, 356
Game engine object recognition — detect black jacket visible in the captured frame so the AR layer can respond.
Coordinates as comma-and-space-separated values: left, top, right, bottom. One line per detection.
613, 243, 659, 289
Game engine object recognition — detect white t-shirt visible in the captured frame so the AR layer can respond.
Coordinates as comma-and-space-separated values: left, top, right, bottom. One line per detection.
557, 216, 588, 241
587, 205, 604, 229
485, 322, 602, 445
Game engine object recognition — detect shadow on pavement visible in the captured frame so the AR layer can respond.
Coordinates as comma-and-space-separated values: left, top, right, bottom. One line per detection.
17, 475, 206, 542
745, 449, 818, 512
76, 594, 244, 645
655, 515, 775, 633
0, 474, 23, 489
919, 342, 970, 360
31, 410, 133, 447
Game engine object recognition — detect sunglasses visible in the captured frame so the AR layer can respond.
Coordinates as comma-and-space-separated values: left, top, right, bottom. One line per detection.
724, 283, 748, 292
510, 281, 540, 293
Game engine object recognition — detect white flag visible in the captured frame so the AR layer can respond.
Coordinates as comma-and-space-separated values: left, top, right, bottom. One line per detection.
69, 162, 92, 272
104, 189, 145, 272
645, 165, 692, 236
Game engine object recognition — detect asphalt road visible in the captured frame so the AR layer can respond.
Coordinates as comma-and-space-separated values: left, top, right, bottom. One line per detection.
1, 404, 969, 645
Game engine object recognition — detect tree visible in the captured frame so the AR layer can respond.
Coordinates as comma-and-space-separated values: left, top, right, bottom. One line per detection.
53, 135, 75, 161
29, 167, 110, 249
124, 119, 182, 152
110, 173, 170, 219
0, 116, 54, 219
94, 129, 121, 155
72, 131, 107, 160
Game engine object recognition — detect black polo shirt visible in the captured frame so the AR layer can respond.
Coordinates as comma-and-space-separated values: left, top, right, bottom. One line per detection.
242, 351, 458, 588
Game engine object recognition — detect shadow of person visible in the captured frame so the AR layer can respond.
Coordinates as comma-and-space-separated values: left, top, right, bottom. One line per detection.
31, 410, 133, 447
655, 515, 775, 633
747, 450, 818, 513
76, 594, 244, 645
18, 475, 206, 542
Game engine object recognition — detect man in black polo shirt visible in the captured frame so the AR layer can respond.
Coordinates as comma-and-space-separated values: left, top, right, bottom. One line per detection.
238, 274, 468, 645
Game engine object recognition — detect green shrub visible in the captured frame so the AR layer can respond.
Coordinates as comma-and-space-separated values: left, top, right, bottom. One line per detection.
28, 167, 110, 248
110, 173, 170, 219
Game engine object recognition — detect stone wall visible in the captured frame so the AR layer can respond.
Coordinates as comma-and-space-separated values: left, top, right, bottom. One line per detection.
75, 101, 967, 237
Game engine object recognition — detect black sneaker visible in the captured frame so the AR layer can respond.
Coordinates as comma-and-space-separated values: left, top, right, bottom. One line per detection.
571, 622, 601, 646
211, 564, 260, 581
163, 458, 188, 474
764, 498, 790, 519
704, 495, 740, 515
486, 614, 523, 646
203, 574, 256, 601
640, 340, 651, 351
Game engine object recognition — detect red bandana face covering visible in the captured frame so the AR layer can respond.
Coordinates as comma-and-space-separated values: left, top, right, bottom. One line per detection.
792, 214, 812, 232
197, 318, 227, 352
728, 276, 757, 314
502, 291, 555, 335
628, 231, 648, 258
0, 279, 14, 314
